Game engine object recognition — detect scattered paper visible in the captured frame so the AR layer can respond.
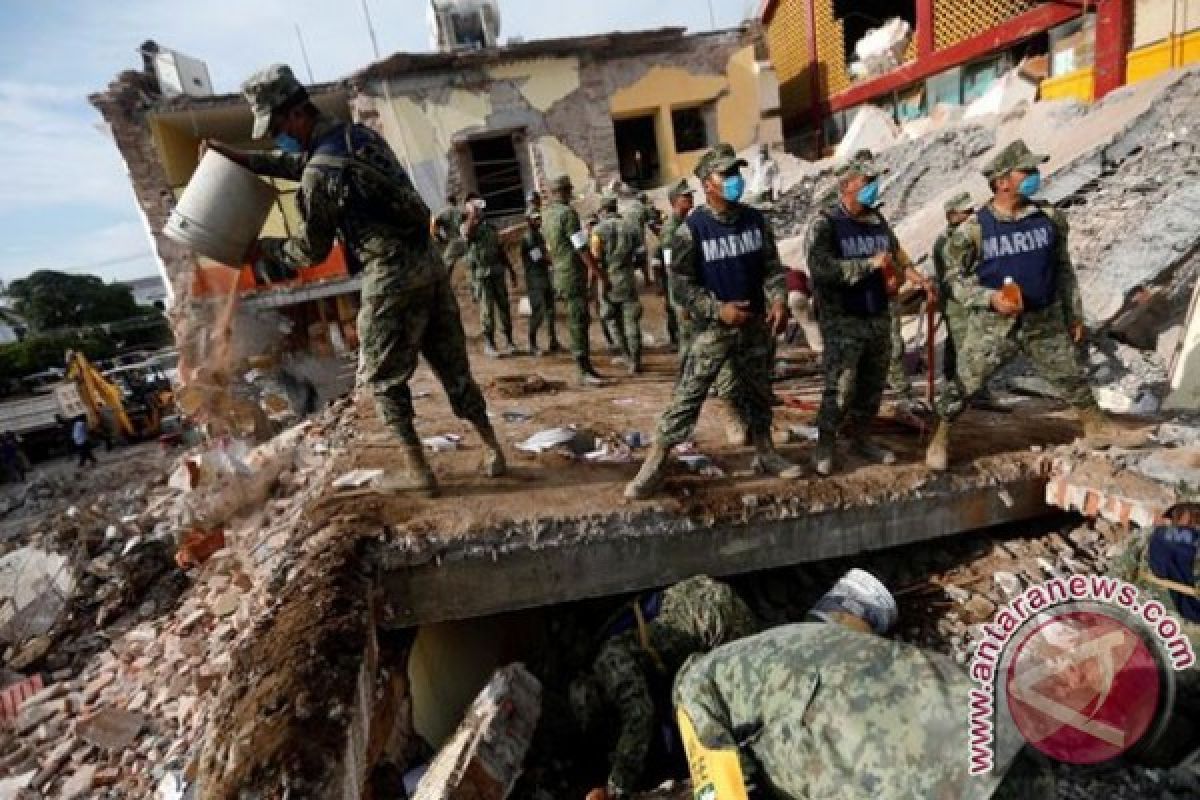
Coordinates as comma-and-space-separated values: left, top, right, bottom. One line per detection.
517, 427, 578, 454
332, 469, 385, 489
422, 434, 463, 452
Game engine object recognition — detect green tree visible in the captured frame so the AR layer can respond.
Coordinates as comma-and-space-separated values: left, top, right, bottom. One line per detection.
6, 271, 142, 334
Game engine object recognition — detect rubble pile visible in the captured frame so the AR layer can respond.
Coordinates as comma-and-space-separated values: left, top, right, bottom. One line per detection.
0, 404, 346, 797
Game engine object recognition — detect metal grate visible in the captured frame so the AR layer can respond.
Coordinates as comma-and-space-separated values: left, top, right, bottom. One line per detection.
766, 0, 815, 112
814, 0, 852, 96
933, 0, 1041, 51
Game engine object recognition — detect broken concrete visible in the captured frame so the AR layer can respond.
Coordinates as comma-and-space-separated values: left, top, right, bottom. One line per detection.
412, 664, 541, 800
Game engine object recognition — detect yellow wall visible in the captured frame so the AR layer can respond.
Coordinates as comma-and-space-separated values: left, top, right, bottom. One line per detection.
1038, 28, 1200, 103
1127, 29, 1200, 83
609, 45, 763, 183
1040, 67, 1096, 102
486, 57, 580, 111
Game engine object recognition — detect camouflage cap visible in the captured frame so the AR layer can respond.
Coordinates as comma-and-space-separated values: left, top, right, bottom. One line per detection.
983, 139, 1049, 179
550, 175, 573, 192
943, 191, 974, 213
242, 64, 307, 139
600, 190, 618, 210
694, 143, 749, 179
667, 178, 694, 202
835, 150, 887, 180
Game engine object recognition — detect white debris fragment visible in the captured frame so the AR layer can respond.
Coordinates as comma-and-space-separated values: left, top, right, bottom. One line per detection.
331, 469, 385, 489
516, 427, 578, 454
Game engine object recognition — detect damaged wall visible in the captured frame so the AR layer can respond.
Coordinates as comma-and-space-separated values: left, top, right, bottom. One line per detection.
353, 28, 774, 202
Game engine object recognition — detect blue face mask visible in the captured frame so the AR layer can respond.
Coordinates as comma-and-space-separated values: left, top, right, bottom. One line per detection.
856, 180, 881, 209
274, 133, 303, 154
1017, 171, 1042, 198
722, 174, 745, 203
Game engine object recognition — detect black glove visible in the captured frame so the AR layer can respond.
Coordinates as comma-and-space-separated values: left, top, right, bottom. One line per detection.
252, 255, 298, 286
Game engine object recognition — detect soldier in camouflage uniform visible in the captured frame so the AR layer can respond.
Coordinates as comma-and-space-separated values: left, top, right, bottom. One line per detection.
463, 203, 517, 357
659, 179, 694, 356
430, 194, 465, 276
625, 144, 803, 500
542, 175, 609, 386
520, 208, 562, 356
569, 575, 759, 800
210, 64, 505, 493
934, 191, 976, 382
807, 152, 933, 476
661, 179, 746, 444
673, 620, 1054, 800
591, 191, 645, 375
1108, 504, 1200, 783
925, 140, 1135, 470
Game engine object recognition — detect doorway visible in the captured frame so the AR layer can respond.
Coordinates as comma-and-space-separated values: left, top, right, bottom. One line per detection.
467, 133, 526, 218
613, 114, 661, 188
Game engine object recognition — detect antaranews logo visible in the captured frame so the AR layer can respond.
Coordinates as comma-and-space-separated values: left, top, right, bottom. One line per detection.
967, 575, 1195, 774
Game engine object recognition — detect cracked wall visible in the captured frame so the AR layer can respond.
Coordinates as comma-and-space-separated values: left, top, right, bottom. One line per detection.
355, 30, 773, 205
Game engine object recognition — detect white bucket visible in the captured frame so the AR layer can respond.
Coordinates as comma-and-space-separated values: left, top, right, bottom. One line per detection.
809, 568, 898, 635
164, 150, 277, 265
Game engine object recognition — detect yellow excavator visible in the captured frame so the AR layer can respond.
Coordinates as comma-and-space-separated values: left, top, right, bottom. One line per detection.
64, 350, 175, 441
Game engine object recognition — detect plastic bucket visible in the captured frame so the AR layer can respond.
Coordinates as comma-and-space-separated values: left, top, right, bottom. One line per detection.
164, 150, 277, 265
809, 568, 898, 635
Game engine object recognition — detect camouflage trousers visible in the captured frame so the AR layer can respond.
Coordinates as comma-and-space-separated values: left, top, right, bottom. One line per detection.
942, 297, 968, 381
358, 276, 489, 444
477, 273, 513, 344
526, 278, 559, 349
887, 303, 912, 402
656, 264, 680, 347
600, 291, 644, 367
556, 276, 591, 362
816, 312, 892, 436
675, 313, 738, 398
936, 305, 1096, 420
656, 321, 774, 447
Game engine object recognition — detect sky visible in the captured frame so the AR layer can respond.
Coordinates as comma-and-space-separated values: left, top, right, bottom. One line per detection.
0, 0, 759, 286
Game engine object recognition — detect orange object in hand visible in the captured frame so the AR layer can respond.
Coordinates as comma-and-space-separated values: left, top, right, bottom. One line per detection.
881, 256, 900, 296
1000, 277, 1024, 312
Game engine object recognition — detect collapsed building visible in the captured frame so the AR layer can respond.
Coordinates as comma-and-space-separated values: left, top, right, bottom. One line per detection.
1, 4, 1197, 799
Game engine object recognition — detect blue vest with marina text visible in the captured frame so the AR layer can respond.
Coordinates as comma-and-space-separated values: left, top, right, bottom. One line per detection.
685, 205, 768, 315
828, 206, 890, 317
976, 205, 1058, 311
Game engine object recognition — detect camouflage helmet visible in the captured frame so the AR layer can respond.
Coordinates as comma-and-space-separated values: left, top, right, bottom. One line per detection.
836, 150, 886, 180
943, 191, 974, 214
241, 64, 308, 140
983, 139, 1049, 179
667, 178, 694, 202
694, 143, 748, 179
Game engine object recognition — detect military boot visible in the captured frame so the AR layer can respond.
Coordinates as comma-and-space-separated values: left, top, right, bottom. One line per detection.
850, 434, 897, 465
577, 357, 606, 387
483, 337, 498, 358
813, 431, 835, 476
925, 418, 951, 471
528, 333, 542, 357
548, 336, 564, 354
1078, 407, 1147, 450
377, 443, 438, 495
475, 422, 507, 478
624, 440, 670, 500
751, 434, 804, 479
718, 399, 750, 446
